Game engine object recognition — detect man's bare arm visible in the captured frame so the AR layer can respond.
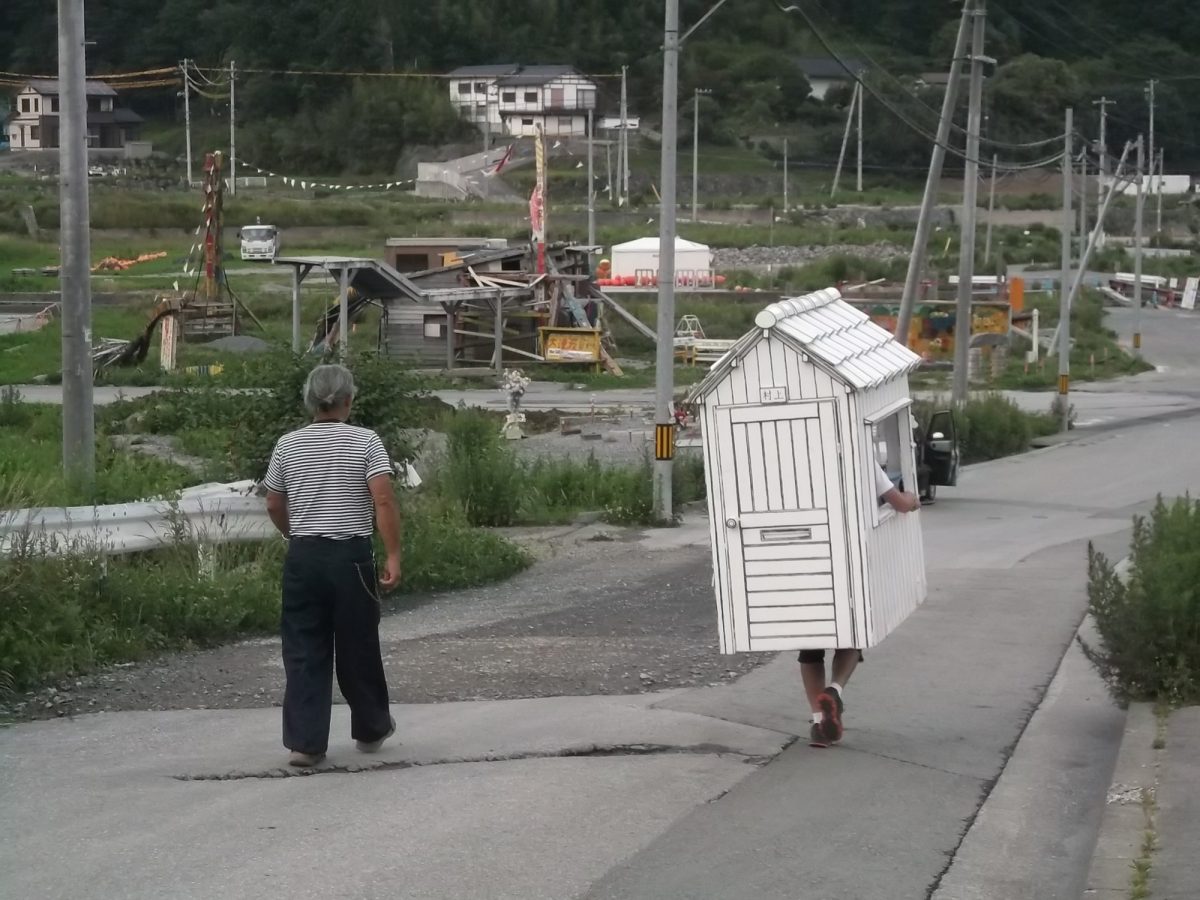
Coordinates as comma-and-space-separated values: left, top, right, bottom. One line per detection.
266, 490, 289, 536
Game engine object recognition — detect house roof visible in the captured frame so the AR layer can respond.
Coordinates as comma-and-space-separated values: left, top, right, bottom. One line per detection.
797, 57, 865, 79
611, 236, 710, 252
447, 65, 521, 78
23, 78, 117, 97
688, 288, 921, 400
497, 65, 583, 86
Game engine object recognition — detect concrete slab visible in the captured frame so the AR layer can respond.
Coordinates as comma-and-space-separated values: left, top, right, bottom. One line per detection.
0, 696, 788, 900
0, 695, 789, 782
1080, 704, 1158, 897
1152, 707, 1200, 899
930, 619, 1126, 900
0, 754, 753, 900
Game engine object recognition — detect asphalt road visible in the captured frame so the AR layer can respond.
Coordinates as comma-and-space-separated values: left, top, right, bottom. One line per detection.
2, 305, 1200, 898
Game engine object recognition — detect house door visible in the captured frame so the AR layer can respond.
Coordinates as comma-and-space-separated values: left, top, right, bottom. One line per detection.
715, 400, 854, 653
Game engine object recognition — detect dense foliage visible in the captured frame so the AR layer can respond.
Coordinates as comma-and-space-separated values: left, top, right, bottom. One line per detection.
3, 1, 1199, 171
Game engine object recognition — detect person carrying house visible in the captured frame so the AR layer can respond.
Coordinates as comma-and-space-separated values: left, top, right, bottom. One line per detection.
264, 364, 403, 767
802, 460, 920, 748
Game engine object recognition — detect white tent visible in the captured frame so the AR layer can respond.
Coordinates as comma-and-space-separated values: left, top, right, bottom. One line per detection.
609, 236, 712, 279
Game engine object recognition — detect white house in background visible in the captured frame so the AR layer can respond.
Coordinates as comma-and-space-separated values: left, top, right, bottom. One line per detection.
447, 64, 598, 138
6, 78, 142, 150
797, 57, 865, 101
610, 236, 712, 280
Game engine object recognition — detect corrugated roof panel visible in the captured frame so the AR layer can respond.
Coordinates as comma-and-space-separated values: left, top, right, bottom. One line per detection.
689, 288, 921, 401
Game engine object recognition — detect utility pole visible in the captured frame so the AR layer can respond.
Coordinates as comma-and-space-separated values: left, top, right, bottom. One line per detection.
620, 65, 629, 206
605, 141, 613, 203
57, 0, 95, 490
692, 88, 700, 222
229, 59, 236, 196
1057, 108, 1073, 426
1094, 96, 1113, 246
1078, 153, 1087, 258
856, 77, 864, 193
897, 0, 972, 345
952, 1, 987, 406
653, 0, 680, 523
1146, 79, 1157, 234
984, 152, 997, 265
1156, 148, 1164, 235
587, 107, 595, 247
783, 137, 788, 213
1133, 135, 1145, 354
831, 81, 858, 198
181, 58, 193, 187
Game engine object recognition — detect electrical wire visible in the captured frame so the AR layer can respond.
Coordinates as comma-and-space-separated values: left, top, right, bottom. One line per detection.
773, 1, 1067, 173
191, 65, 621, 80
804, 0, 1068, 151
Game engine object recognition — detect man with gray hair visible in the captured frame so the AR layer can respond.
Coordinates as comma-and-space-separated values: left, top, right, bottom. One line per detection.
264, 364, 403, 767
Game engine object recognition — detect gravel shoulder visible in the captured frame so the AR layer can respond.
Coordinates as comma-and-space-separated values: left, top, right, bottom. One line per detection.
1, 519, 767, 722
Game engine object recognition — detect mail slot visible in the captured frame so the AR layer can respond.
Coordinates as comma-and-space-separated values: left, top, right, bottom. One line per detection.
760, 527, 813, 543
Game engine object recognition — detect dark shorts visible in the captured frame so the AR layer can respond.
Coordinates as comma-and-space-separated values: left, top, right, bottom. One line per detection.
797, 649, 865, 664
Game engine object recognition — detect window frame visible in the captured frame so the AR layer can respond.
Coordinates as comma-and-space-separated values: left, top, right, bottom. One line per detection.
863, 399, 915, 527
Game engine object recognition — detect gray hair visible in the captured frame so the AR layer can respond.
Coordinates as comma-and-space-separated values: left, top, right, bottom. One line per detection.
303, 364, 356, 414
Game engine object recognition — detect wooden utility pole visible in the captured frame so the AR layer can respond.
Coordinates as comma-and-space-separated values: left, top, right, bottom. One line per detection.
897, 0, 972, 345
1057, 109, 1074, 419
952, 0, 987, 406
57, 0, 95, 490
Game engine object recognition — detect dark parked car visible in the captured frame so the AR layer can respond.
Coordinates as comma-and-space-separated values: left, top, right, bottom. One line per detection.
914, 409, 960, 504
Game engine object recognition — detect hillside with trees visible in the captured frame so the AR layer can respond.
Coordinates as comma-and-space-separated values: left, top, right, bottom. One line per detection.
2, 0, 1198, 175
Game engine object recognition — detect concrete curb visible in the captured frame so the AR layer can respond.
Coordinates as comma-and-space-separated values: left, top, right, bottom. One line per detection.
1080, 702, 1158, 898
1032, 404, 1200, 448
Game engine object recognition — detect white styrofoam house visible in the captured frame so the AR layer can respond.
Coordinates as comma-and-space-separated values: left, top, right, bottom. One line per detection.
609, 236, 712, 280
687, 288, 927, 655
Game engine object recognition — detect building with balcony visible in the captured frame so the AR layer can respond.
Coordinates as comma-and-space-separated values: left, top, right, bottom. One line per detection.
448, 64, 597, 139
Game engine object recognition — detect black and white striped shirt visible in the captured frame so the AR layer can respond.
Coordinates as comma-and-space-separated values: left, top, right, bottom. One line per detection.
264, 422, 393, 538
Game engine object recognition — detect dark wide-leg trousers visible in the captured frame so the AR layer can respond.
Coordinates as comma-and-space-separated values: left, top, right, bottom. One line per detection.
280, 536, 392, 754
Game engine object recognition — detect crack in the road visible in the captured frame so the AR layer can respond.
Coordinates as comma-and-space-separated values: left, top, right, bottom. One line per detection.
836, 745, 988, 783
173, 742, 781, 782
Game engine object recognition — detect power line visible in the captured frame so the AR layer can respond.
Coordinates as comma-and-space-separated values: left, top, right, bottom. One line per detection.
805, 0, 1067, 151
191, 65, 622, 80
773, 1, 1065, 172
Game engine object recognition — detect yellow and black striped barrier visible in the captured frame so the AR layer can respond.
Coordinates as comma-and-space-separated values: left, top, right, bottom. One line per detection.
655, 424, 676, 461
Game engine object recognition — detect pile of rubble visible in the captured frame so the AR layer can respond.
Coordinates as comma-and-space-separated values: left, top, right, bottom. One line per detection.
713, 241, 908, 270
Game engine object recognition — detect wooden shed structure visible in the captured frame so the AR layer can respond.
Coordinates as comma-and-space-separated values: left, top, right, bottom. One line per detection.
687, 288, 927, 655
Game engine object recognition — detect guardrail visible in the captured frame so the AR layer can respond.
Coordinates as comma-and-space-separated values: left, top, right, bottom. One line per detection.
0, 480, 274, 557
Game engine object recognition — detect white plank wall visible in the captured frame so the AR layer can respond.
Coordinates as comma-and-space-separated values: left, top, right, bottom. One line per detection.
699, 331, 925, 654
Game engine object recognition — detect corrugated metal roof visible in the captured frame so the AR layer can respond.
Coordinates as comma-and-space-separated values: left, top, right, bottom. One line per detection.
687, 288, 920, 402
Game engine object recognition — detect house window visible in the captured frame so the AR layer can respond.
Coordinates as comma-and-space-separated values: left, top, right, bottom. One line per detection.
502, 91, 516, 103
49, 96, 59, 113
865, 403, 914, 525
521, 117, 534, 126
558, 116, 574, 130
457, 82, 472, 95
20, 97, 31, 113
524, 91, 538, 103
29, 125, 40, 142
578, 88, 596, 109
474, 82, 487, 93
101, 97, 113, 112
423, 315, 446, 339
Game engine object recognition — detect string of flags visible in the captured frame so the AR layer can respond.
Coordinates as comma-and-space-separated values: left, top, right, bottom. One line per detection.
236, 160, 417, 192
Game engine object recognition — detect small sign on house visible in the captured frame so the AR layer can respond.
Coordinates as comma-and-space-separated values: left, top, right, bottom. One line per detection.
687, 288, 927, 655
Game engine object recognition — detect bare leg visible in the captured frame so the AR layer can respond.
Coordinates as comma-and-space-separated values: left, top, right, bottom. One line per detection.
830, 649, 860, 689
801, 662, 826, 713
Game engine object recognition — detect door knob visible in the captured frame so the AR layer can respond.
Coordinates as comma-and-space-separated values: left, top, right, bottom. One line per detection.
725, 517, 739, 528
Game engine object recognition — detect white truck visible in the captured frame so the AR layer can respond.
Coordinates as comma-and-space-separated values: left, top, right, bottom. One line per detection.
239, 222, 279, 261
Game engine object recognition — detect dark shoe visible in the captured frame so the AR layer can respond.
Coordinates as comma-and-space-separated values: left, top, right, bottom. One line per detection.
288, 751, 326, 767
809, 722, 829, 748
817, 686, 845, 744
356, 716, 396, 753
